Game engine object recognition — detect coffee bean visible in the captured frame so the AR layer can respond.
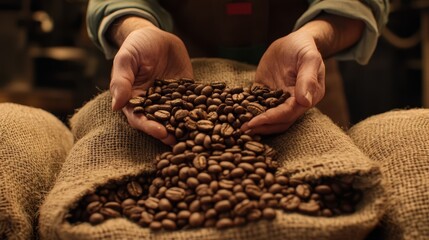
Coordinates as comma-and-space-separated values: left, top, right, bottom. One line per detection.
214, 200, 232, 212
280, 195, 301, 211
247, 209, 262, 221
145, 197, 160, 210
89, 213, 105, 225
244, 141, 265, 154
154, 110, 170, 121
170, 153, 186, 164
197, 120, 214, 132
296, 184, 311, 199
193, 155, 207, 170
174, 109, 189, 121
247, 102, 265, 116
165, 187, 186, 202
298, 200, 320, 215
216, 218, 234, 229
189, 212, 205, 227
100, 207, 121, 218
159, 198, 173, 211
104, 202, 121, 212
172, 142, 187, 154
127, 181, 143, 197
162, 219, 177, 230
220, 123, 234, 137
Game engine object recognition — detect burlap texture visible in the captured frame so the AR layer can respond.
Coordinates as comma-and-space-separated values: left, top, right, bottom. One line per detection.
39, 58, 384, 240
348, 109, 429, 240
0, 103, 73, 240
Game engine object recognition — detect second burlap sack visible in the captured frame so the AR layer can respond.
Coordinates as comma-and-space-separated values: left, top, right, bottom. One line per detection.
348, 109, 429, 240
0, 103, 73, 240
39, 58, 385, 240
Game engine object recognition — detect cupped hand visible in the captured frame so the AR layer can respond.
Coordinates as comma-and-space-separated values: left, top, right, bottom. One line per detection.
110, 26, 193, 145
242, 30, 325, 135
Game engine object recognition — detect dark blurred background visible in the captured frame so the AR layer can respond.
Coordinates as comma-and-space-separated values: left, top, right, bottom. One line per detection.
0, 0, 427, 125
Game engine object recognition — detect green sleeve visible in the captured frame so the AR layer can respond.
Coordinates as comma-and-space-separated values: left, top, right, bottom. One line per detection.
298, 0, 390, 64
86, 0, 173, 59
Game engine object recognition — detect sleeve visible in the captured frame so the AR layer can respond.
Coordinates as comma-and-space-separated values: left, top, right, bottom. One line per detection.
294, 0, 390, 65
86, 0, 173, 59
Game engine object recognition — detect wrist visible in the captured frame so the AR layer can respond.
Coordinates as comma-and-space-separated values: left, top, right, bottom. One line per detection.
299, 13, 365, 58
107, 15, 156, 48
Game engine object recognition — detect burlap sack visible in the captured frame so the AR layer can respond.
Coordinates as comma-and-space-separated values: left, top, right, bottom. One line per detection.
0, 103, 73, 240
39, 58, 384, 240
348, 109, 429, 240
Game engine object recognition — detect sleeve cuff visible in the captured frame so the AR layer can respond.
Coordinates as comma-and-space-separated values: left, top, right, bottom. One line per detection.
294, 0, 379, 65
98, 8, 160, 59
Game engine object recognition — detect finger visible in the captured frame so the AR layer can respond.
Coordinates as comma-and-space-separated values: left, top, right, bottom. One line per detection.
123, 108, 169, 140
160, 134, 176, 146
295, 51, 323, 108
110, 51, 137, 111
247, 97, 307, 128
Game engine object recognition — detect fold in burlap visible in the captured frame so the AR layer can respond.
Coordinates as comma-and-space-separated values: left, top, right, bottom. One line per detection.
0, 103, 73, 240
348, 109, 429, 240
39, 58, 385, 240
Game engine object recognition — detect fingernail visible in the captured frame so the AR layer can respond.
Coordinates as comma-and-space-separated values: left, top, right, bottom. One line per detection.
111, 85, 118, 109
305, 91, 313, 106
111, 98, 116, 109
244, 129, 253, 135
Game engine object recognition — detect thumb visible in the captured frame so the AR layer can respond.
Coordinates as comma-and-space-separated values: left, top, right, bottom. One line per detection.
110, 52, 136, 111
295, 53, 323, 107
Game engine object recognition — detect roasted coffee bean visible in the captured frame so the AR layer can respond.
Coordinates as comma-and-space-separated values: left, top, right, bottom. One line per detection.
216, 218, 234, 229
220, 123, 234, 137
165, 187, 186, 202
193, 155, 207, 170
172, 142, 187, 154
154, 110, 170, 121
170, 153, 186, 164
100, 207, 121, 218
296, 184, 312, 199
244, 141, 265, 154
189, 212, 205, 227
197, 120, 214, 132
159, 198, 173, 211
140, 212, 154, 225
127, 181, 143, 197
298, 200, 320, 215
145, 197, 160, 210
162, 219, 177, 230
89, 213, 104, 225
280, 195, 301, 211
314, 185, 332, 195
214, 200, 232, 212
247, 102, 265, 116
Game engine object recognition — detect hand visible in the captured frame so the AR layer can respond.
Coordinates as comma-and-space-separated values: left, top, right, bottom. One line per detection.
109, 17, 193, 145
242, 29, 325, 135
242, 14, 365, 135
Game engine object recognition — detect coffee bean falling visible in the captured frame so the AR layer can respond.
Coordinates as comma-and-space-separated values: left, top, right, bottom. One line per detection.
67, 78, 362, 231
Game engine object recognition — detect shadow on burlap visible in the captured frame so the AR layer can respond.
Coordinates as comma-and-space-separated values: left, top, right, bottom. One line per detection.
0, 103, 73, 240
348, 109, 429, 240
38, 58, 385, 240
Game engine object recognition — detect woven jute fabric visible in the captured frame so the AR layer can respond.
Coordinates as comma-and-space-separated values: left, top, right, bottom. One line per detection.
0, 103, 73, 240
348, 109, 429, 240
39, 58, 385, 240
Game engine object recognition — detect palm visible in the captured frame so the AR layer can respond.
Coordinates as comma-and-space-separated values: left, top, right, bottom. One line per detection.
111, 27, 193, 145
246, 31, 325, 135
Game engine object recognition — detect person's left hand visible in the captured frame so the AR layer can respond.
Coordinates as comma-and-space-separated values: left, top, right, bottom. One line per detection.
241, 29, 325, 135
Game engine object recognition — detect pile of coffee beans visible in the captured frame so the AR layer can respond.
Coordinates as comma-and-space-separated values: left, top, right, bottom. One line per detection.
67, 78, 362, 231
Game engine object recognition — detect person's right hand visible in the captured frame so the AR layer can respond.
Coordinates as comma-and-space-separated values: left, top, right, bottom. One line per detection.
109, 17, 193, 145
